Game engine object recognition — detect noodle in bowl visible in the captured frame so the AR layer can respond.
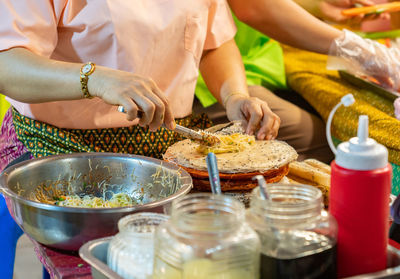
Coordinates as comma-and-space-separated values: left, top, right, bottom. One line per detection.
0, 153, 192, 250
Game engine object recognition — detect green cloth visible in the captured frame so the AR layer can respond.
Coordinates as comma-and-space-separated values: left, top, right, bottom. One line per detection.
195, 17, 287, 107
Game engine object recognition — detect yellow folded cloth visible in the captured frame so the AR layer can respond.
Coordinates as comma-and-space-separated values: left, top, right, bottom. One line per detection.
0, 94, 10, 126
282, 45, 400, 165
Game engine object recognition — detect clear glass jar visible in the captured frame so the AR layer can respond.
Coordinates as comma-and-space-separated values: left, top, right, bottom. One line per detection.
153, 193, 260, 279
247, 184, 337, 279
107, 212, 169, 279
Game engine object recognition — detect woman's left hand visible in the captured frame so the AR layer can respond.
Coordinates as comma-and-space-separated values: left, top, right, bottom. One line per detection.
225, 94, 281, 140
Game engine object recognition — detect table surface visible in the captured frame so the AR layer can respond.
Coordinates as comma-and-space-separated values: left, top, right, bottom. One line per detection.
33, 237, 400, 279
32, 240, 91, 279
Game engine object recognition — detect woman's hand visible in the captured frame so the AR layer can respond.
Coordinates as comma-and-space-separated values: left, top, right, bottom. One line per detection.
225, 94, 280, 140
319, 0, 376, 23
89, 66, 175, 131
330, 29, 400, 90
0, 47, 174, 131
295, 0, 385, 24
198, 39, 279, 140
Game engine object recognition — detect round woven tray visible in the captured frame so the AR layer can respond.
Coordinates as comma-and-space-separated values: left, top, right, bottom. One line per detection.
178, 164, 289, 192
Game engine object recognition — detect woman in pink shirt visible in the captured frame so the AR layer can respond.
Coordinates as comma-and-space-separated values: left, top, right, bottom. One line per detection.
0, 0, 279, 277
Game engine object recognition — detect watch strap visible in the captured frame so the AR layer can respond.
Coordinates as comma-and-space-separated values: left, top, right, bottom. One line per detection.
80, 62, 96, 99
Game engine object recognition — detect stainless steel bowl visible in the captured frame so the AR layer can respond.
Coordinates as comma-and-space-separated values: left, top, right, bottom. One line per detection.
0, 153, 192, 251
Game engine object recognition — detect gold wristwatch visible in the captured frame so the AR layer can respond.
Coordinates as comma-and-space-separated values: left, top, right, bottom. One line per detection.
80, 62, 96, 99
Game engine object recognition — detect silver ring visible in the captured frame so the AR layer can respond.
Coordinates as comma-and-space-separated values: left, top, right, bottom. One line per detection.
117, 106, 125, 113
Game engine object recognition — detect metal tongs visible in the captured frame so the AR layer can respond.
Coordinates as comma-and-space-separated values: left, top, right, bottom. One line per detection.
253, 175, 270, 200
117, 106, 219, 143
206, 152, 222, 195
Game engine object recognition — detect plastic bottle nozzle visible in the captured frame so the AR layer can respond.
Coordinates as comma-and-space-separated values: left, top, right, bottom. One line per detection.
357, 115, 369, 144
341, 94, 355, 107
326, 93, 355, 154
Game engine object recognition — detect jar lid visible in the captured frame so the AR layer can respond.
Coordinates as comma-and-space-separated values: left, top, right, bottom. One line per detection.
118, 212, 169, 233
249, 184, 323, 228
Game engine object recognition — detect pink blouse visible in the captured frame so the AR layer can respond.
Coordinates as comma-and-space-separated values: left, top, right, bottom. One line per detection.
0, 0, 236, 129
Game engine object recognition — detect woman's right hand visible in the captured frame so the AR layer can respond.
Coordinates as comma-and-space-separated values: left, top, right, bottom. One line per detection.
330, 29, 400, 90
296, 0, 384, 24
89, 66, 175, 131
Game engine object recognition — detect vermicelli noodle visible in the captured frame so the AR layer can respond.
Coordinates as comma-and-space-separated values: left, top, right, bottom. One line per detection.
198, 133, 255, 154
30, 165, 182, 208
55, 193, 135, 208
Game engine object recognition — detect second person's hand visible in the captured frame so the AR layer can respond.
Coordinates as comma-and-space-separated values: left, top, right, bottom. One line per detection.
300, 0, 384, 24
89, 66, 175, 131
330, 29, 400, 90
225, 94, 281, 140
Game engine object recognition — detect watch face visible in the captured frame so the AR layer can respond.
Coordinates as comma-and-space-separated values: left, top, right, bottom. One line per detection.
82, 64, 92, 74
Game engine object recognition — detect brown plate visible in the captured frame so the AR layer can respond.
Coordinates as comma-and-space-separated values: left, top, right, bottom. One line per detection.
192, 169, 288, 192
178, 164, 289, 181
166, 162, 290, 192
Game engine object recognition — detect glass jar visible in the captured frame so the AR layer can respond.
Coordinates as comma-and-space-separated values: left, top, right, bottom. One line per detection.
153, 193, 260, 279
107, 212, 169, 279
247, 184, 337, 279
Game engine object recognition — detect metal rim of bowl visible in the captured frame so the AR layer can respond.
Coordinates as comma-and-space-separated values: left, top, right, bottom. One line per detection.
0, 152, 192, 214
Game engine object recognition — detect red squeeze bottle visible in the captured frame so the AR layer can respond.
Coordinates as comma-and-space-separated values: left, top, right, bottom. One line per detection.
330, 115, 391, 277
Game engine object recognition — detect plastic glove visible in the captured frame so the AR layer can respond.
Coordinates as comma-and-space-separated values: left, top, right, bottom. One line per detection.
328, 29, 400, 90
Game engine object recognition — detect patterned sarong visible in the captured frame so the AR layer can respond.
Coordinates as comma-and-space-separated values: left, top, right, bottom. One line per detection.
11, 108, 212, 159
0, 109, 30, 172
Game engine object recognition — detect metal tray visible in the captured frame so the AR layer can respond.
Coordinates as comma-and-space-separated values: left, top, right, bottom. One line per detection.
80, 237, 400, 279
344, 245, 400, 279
79, 237, 122, 279
339, 70, 400, 102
